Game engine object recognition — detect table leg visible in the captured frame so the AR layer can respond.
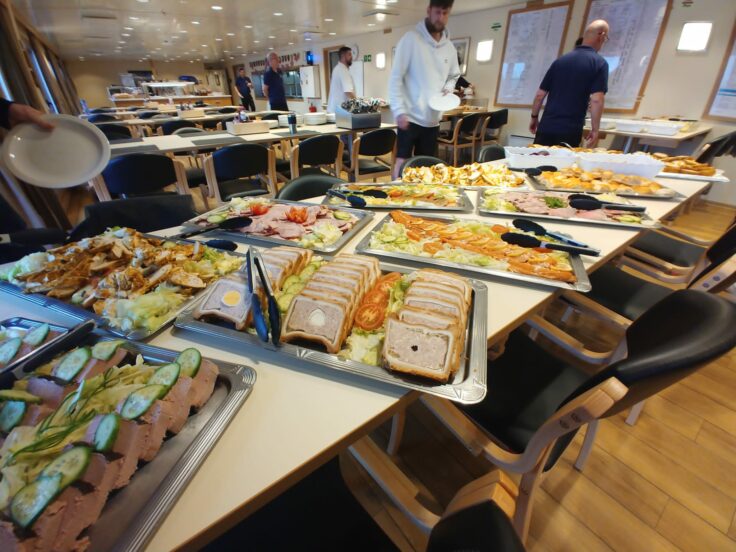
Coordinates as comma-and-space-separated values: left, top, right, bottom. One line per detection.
623, 136, 633, 153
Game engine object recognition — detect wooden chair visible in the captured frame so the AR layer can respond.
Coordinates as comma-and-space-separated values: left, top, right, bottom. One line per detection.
202, 143, 276, 204
480, 108, 509, 148
344, 128, 396, 182
411, 290, 736, 542
437, 113, 483, 166
287, 134, 343, 180
91, 153, 189, 201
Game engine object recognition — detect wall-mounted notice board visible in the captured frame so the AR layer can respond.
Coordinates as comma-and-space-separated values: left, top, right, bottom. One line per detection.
705, 22, 736, 122
581, 0, 672, 113
494, 1, 572, 108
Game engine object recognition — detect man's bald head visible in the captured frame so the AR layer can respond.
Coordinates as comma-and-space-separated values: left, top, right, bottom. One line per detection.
583, 19, 609, 51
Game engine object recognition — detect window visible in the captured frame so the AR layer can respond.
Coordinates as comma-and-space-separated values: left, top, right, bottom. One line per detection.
677, 22, 713, 52
28, 47, 58, 112
252, 69, 302, 99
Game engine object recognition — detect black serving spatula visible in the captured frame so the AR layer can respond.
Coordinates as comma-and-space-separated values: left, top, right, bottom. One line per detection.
174, 215, 253, 240
512, 218, 592, 249
252, 249, 281, 346
568, 197, 646, 213
502, 232, 600, 257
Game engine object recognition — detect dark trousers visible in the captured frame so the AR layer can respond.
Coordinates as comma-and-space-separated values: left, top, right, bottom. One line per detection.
397, 123, 440, 158
270, 101, 289, 112
240, 96, 256, 111
533, 129, 583, 147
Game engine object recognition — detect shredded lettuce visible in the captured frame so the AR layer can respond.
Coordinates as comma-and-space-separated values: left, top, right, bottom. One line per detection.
106, 286, 186, 331
339, 328, 385, 366
298, 222, 343, 248
1, 252, 48, 284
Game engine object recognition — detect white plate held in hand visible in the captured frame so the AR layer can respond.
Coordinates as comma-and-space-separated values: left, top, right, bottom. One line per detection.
428, 93, 461, 112
1, 114, 110, 188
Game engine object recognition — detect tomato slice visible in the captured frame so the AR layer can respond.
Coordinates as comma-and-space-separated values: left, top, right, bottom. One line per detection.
286, 207, 308, 223
374, 273, 401, 295
250, 203, 270, 216
362, 289, 389, 306
355, 304, 386, 330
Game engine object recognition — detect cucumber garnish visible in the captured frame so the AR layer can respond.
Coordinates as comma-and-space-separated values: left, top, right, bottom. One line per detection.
22, 324, 50, 347
175, 349, 202, 378
0, 401, 27, 432
148, 363, 180, 397
207, 214, 226, 224
94, 413, 120, 452
0, 338, 22, 364
0, 390, 42, 404
120, 385, 165, 420
40, 446, 92, 490
91, 340, 125, 361
10, 474, 62, 528
53, 347, 92, 382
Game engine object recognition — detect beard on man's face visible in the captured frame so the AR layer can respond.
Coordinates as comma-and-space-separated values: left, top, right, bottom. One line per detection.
426, 17, 445, 34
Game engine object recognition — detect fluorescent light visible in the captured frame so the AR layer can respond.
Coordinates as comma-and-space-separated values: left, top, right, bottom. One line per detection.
245, 25, 253, 28
274, 12, 283, 16
211, 5, 223, 10
254, 40, 260, 43
325, 18, 333, 22
476, 40, 493, 62
268, 36, 275, 39
368, 23, 375, 27
329, 32, 336, 36
124, 26, 134, 30
227, 32, 235, 36
288, 42, 294, 45
305, 37, 312, 41
129, 16, 139, 20
192, 20, 200, 24
677, 22, 712, 52
122, 33, 130, 37
376, 52, 386, 69
290, 29, 297, 32
119, 40, 126, 44
376, 13, 386, 21
216, 38, 223, 41
201, 44, 207, 47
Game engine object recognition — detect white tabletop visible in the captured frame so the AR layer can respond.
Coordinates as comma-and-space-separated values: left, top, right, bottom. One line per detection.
586, 124, 712, 146
0, 175, 710, 550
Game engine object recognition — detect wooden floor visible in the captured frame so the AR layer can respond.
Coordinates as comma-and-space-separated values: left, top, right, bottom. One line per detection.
342, 199, 736, 552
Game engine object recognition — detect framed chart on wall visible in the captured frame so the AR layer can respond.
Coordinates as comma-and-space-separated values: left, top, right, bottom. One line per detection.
495, 2, 572, 108
581, 0, 672, 113
705, 22, 736, 122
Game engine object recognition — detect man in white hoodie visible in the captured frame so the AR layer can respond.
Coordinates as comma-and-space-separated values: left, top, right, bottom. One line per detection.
389, 0, 460, 178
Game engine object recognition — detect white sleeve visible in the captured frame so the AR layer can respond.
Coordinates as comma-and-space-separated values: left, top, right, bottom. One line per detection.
389, 35, 411, 119
341, 67, 355, 94
444, 45, 461, 93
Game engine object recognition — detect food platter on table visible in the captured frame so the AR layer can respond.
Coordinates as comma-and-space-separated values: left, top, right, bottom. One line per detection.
323, 183, 474, 211
402, 162, 531, 190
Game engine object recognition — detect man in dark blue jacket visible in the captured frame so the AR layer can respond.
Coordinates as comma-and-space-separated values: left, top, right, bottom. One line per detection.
262, 52, 288, 111
529, 20, 609, 147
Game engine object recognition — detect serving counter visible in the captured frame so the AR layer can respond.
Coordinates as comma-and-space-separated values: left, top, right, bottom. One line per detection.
110, 95, 234, 108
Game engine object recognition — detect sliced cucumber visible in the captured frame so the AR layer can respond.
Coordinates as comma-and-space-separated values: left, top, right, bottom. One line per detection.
175, 349, 201, 378
40, 446, 92, 490
22, 324, 50, 347
281, 275, 301, 290
52, 347, 92, 382
148, 363, 180, 397
0, 390, 42, 404
94, 413, 120, 452
333, 210, 352, 221
120, 385, 165, 420
91, 339, 126, 361
0, 401, 27, 432
10, 474, 62, 529
207, 214, 226, 224
0, 337, 22, 365
276, 293, 295, 313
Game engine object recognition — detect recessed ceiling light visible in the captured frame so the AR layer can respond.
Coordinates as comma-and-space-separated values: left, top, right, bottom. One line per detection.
325, 18, 333, 22
329, 32, 336, 35
129, 16, 139, 20
268, 35, 275, 39
216, 38, 223, 41
268, 47, 274, 50
230, 56, 235, 59
273, 12, 283, 16
290, 29, 297, 32
119, 40, 126, 44
237, 45, 243, 48
122, 33, 130, 37
192, 20, 200, 25
254, 40, 260, 43
179, 30, 187, 33
190, 60, 194, 63
155, 47, 162, 50
368, 23, 375, 26
244, 25, 253, 29
201, 44, 207, 47
211, 5, 223, 10
220, 58, 224, 61
227, 32, 235, 36
124, 26, 134, 30
288, 42, 294, 45
252, 50, 258, 53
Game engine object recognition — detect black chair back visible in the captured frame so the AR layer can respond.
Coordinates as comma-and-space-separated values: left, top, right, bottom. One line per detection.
101, 153, 177, 197
138, 111, 160, 119
69, 195, 197, 240
477, 145, 505, 163
213, 144, 270, 180
201, 119, 221, 130
90, 108, 114, 114
358, 128, 396, 157
298, 135, 340, 167
277, 175, 346, 201
458, 113, 483, 136
88, 113, 117, 123
400, 155, 444, 175
487, 109, 509, 130
261, 113, 280, 120
97, 124, 132, 141
219, 107, 238, 114
172, 127, 207, 137
696, 131, 736, 164
161, 120, 197, 135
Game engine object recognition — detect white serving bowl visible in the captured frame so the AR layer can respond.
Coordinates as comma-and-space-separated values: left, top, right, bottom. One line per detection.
504, 146, 577, 169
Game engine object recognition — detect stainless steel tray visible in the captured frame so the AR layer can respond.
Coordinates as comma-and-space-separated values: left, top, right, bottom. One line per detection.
528, 173, 681, 200
174, 261, 488, 404
0, 325, 256, 552
0, 317, 70, 374
354, 213, 592, 292
321, 183, 475, 212
183, 199, 375, 254
0, 236, 245, 342
477, 190, 661, 230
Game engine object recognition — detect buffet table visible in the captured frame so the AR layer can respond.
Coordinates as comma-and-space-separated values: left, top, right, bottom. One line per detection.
0, 175, 711, 551
585, 123, 712, 153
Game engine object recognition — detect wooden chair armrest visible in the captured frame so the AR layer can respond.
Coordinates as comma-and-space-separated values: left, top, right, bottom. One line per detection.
618, 255, 691, 284
624, 245, 693, 277
172, 159, 190, 196
657, 225, 714, 246
203, 155, 222, 204
444, 469, 518, 520
560, 290, 633, 328
290, 144, 300, 179
524, 314, 618, 365
349, 436, 440, 535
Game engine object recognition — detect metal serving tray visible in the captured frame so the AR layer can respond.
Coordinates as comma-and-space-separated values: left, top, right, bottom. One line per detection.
0, 317, 70, 374
529, 173, 681, 200
175, 261, 488, 404
0, 236, 245, 342
354, 213, 592, 292
321, 183, 475, 212
184, 199, 375, 254
477, 190, 661, 230
0, 323, 256, 552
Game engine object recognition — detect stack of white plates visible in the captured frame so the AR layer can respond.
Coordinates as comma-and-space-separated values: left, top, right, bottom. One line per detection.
264, 119, 279, 129
278, 114, 305, 127
326, 112, 336, 123
304, 112, 327, 125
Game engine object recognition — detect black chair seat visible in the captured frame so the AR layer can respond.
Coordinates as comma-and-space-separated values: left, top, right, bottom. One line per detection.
218, 178, 268, 200
357, 159, 390, 174
185, 167, 207, 187
461, 330, 588, 454
428, 501, 525, 552
275, 158, 291, 173
586, 264, 673, 320
630, 231, 706, 267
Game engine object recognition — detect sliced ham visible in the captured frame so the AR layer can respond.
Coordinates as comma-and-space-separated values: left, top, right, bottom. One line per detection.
272, 221, 306, 240
548, 207, 578, 218
575, 209, 610, 221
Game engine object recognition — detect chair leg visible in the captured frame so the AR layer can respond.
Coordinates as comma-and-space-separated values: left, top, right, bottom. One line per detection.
513, 460, 546, 543
574, 419, 599, 472
198, 185, 210, 210
386, 410, 406, 456
625, 400, 645, 425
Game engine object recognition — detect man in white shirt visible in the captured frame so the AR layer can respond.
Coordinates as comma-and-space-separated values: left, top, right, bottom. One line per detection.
389, 0, 460, 178
327, 46, 356, 113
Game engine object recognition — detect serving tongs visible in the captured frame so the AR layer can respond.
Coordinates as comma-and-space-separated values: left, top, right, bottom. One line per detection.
252, 249, 281, 346
244, 248, 269, 343
566, 193, 647, 213
326, 187, 389, 207
174, 215, 253, 240
501, 232, 600, 257
512, 218, 593, 249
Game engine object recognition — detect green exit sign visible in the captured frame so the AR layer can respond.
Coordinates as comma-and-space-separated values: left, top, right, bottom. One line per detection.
363, 54, 372, 62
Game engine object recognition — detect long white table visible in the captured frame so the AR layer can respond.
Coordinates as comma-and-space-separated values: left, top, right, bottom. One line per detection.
0, 176, 711, 550
585, 123, 712, 153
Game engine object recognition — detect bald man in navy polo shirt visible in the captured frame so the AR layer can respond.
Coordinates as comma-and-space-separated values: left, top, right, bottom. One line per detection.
529, 20, 609, 148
